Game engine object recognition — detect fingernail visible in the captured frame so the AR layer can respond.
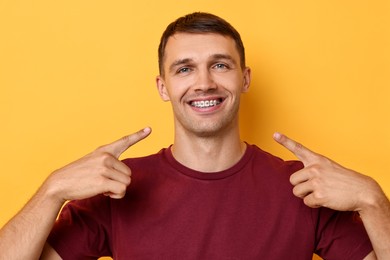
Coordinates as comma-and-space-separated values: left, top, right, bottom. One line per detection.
273, 132, 282, 140
143, 127, 151, 134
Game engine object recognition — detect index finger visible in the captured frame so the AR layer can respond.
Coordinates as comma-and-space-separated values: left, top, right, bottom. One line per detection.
273, 132, 316, 166
100, 127, 152, 158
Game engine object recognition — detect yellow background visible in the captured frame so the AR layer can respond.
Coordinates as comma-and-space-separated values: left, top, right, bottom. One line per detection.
1, 1, 389, 259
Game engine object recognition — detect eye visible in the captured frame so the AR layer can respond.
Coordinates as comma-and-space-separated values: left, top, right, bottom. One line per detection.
213, 63, 229, 70
177, 67, 192, 74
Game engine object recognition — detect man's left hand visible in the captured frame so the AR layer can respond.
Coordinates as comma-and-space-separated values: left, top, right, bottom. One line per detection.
273, 132, 382, 212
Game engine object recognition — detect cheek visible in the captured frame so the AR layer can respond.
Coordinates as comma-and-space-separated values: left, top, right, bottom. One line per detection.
215, 74, 243, 92
166, 77, 194, 96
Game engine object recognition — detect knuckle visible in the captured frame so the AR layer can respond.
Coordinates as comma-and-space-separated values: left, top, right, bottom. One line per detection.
295, 142, 304, 151
122, 166, 132, 176
289, 173, 299, 185
308, 164, 322, 176
96, 175, 107, 187
304, 197, 321, 208
107, 183, 128, 199
303, 196, 311, 205
310, 178, 321, 188
116, 183, 128, 194
120, 175, 131, 186
289, 175, 295, 184
125, 176, 132, 186
120, 135, 131, 144
99, 152, 114, 165
312, 190, 325, 201
318, 156, 330, 166
292, 186, 301, 197
121, 132, 140, 145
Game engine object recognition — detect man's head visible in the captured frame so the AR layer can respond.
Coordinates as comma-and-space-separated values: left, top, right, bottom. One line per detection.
155, 12, 251, 138
158, 12, 246, 77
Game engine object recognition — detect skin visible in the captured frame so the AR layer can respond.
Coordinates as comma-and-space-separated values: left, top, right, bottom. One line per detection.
0, 128, 151, 259
155, 33, 388, 259
156, 33, 251, 172
273, 132, 390, 259
0, 32, 388, 259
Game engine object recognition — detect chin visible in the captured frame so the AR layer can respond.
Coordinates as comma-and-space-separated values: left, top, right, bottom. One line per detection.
176, 110, 239, 138
188, 121, 235, 138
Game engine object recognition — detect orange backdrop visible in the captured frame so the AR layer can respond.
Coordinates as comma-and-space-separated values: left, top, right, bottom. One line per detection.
1, 1, 389, 259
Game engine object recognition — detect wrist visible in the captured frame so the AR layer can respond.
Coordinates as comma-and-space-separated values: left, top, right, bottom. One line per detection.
358, 178, 388, 217
39, 175, 68, 207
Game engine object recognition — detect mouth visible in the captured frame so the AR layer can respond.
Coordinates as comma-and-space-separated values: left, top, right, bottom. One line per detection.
189, 98, 224, 108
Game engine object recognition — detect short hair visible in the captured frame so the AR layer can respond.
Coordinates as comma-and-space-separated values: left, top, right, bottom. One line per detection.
158, 12, 246, 76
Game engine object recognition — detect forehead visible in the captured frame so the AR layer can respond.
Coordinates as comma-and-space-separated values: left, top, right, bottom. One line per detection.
163, 33, 240, 64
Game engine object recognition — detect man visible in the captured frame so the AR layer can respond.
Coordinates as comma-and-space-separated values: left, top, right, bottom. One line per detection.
0, 12, 389, 259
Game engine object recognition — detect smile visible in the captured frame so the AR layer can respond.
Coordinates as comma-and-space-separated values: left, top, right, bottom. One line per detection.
190, 99, 222, 108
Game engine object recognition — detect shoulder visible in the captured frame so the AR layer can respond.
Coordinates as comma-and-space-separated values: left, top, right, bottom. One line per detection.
246, 143, 304, 176
121, 148, 168, 170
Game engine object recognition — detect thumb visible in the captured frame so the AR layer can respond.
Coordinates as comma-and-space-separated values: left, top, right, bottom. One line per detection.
100, 127, 152, 158
273, 132, 316, 166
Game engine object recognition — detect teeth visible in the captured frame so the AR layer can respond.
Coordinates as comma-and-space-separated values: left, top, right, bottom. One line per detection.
191, 99, 221, 108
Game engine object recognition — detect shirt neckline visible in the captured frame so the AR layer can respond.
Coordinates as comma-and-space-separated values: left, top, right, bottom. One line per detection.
162, 143, 254, 180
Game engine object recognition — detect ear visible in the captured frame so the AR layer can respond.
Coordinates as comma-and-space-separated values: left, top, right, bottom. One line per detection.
156, 76, 170, 101
241, 67, 251, 93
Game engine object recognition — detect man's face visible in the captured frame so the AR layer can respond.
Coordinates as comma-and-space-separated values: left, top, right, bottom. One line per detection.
156, 33, 251, 137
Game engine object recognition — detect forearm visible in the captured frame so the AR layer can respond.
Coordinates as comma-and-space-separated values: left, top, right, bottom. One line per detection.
360, 190, 390, 260
0, 185, 64, 260
0, 129, 150, 259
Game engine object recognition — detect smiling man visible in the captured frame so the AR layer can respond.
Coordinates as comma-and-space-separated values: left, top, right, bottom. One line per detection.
156, 32, 250, 172
0, 12, 389, 259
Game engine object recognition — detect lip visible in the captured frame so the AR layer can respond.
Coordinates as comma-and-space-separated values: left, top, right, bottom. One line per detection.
187, 96, 225, 112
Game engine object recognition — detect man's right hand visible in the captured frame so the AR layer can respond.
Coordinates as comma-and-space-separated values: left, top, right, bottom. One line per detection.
43, 127, 152, 203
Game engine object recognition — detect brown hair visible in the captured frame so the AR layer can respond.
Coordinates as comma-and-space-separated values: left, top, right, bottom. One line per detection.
158, 12, 246, 76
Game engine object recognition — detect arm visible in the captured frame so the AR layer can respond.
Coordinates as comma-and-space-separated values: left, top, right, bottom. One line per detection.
0, 184, 64, 260
273, 132, 390, 259
0, 127, 151, 259
359, 187, 390, 259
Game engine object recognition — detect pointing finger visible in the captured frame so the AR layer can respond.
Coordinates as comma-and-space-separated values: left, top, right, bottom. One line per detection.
99, 127, 152, 158
273, 132, 317, 166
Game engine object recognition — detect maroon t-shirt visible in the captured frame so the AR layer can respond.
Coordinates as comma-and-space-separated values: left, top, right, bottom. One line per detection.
48, 144, 372, 259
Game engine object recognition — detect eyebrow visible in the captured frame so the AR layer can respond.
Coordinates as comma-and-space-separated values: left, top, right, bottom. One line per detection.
210, 54, 237, 64
169, 58, 193, 73
168, 54, 237, 73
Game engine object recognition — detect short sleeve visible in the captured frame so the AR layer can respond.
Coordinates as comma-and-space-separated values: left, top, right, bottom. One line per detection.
314, 207, 373, 259
47, 195, 113, 259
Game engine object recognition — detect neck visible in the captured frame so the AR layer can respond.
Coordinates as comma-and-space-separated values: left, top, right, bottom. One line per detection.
171, 126, 246, 172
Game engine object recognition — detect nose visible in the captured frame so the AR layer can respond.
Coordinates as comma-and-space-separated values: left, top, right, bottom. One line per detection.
194, 68, 217, 92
